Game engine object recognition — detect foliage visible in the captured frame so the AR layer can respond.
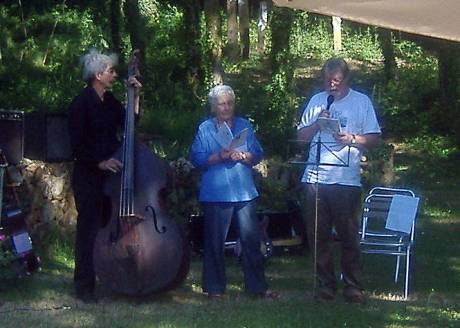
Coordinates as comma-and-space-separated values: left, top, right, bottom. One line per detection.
0, 3, 112, 112
166, 157, 201, 223
0, 1, 455, 148
361, 142, 395, 189
0, 246, 17, 282
263, 7, 297, 155
373, 41, 439, 137
290, 12, 335, 60
342, 23, 383, 62
405, 135, 458, 159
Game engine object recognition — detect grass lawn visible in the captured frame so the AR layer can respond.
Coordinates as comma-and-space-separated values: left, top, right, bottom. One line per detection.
0, 146, 459, 328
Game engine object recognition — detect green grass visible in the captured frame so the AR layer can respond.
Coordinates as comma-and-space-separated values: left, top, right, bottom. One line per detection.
0, 249, 458, 327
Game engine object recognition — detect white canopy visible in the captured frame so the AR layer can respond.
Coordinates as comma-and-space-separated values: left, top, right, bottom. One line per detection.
273, 0, 460, 42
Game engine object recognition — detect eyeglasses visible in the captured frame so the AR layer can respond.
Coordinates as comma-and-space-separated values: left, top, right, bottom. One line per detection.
326, 77, 344, 86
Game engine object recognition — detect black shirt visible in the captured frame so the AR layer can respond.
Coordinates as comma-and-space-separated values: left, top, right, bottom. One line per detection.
67, 86, 124, 171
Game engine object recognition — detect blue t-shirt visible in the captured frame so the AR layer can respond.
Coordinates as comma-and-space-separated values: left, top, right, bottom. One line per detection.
297, 89, 381, 186
191, 116, 263, 202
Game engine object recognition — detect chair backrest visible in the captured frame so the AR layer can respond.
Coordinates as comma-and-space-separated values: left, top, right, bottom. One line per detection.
361, 187, 419, 242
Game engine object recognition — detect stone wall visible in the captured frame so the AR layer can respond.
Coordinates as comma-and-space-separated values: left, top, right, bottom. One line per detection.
18, 159, 77, 242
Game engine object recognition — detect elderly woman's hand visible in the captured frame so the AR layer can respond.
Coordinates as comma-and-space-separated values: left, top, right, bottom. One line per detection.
219, 149, 232, 160
229, 150, 246, 162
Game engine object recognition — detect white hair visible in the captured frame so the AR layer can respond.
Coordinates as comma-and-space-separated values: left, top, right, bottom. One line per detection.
80, 48, 118, 82
208, 85, 235, 111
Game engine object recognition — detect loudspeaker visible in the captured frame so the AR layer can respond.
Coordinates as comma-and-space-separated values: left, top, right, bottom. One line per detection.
0, 110, 24, 165
24, 112, 73, 162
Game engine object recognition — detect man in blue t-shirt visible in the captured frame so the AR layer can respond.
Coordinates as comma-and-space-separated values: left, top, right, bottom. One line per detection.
297, 58, 381, 303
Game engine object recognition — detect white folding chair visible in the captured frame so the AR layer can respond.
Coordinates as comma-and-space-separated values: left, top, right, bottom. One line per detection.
360, 187, 420, 300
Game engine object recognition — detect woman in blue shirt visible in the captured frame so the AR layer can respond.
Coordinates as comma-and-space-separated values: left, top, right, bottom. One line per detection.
191, 85, 276, 299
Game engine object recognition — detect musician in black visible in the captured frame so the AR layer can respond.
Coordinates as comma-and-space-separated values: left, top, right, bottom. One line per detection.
67, 49, 141, 302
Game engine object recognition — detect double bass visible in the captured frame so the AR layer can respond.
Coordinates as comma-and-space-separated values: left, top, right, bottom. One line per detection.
94, 51, 189, 295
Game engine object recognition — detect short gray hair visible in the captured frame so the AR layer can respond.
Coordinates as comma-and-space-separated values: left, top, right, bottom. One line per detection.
322, 57, 350, 81
208, 85, 235, 110
80, 48, 118, 82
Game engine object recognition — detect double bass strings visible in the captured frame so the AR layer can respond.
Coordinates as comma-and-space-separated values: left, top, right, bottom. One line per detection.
119, 87, 136, 219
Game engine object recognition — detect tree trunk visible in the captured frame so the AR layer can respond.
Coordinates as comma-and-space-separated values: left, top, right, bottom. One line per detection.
438, 42, 459, 139
43, 0, 67, 66
110, 0, 122, 60
123, 0, 146, 68
332, 16, 342, 51
238, 0, 250, 60
257, 1, 269, 55
18, 0, 28, 62
182, 2, 203, 97
378, 28, 396, 82
204, 0, 223, 84
438, 44, 458, 109
226, 0, 239, 61
270, 6, 293, 64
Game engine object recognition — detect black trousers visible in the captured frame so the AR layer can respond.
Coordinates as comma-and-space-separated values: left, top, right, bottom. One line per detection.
304, 183, 362, 292
72, 165, 106, 294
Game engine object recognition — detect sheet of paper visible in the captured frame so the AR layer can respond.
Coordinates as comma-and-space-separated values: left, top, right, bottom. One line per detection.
317, 117, 341, 134
385, 195, 419, 234
230, 128, 248, 149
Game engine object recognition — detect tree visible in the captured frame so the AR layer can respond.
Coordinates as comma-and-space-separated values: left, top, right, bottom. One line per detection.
204, 0, 223, 84
332, 16, 342, 51
110, 0, 122, 59
257, 1, 269, 54
378, 28, 396, 82
123, 0, 147, 65
226, 0, 239, 61
437, 42, 460, 141
179, 1, 205, 97
238, 0, 250, 60
266, 6, 295, 150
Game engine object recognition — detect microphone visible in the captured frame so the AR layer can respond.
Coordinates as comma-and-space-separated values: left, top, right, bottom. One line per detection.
316, 95, 335, 165
326, 95, 335, 111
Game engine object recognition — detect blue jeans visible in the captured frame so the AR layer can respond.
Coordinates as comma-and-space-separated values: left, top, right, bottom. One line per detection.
201, 200, 268, 295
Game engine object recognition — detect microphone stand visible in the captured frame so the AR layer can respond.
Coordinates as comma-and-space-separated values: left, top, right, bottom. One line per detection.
309, 131, 350, 298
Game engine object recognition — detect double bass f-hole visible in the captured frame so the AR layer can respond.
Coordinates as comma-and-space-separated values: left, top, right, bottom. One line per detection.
145, 205, 166, 234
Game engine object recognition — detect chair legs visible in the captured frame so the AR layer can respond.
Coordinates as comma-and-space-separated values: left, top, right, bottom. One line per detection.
404, 246, 412, 300
395, 252, 401, 283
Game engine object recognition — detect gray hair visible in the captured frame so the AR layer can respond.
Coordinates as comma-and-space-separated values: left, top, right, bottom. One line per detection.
80, 48, 118, 82
322, 57, 350, 81
208, 85, 235, 111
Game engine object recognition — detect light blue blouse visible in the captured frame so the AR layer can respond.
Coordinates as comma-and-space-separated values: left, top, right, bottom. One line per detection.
191, 116, 263, 203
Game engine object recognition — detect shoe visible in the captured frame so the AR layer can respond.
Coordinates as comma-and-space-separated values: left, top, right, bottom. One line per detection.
254, 289, 280, 300
315, 287, 336, 301
207, 293, 225, 301
76, 290, 98, 304
343, 287, 366, 304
